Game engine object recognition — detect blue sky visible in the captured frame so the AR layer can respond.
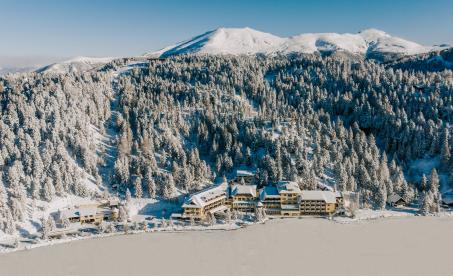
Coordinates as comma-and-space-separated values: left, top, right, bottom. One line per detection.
1, 0, 452, 62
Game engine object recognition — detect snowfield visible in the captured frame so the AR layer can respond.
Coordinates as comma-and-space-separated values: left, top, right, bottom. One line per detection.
1, 216, 453, 276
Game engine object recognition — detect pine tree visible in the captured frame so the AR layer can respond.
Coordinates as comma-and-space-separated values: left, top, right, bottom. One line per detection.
118, 205, 128, 222
440, 128, 450, 169
429, 168, 440, 213
375, 181, 387, 210
41, 217, 49, 240
134, 177, 143, 199
147, 177, 156, 199
420, 191, 430, 215
400, 179, 410, 203
125, 188, 132, 202
163, 175, 176, 199
420, 174, 428, 192
47, 215, 56, 231
4, 209, 15, 235
42, 177, 56, 202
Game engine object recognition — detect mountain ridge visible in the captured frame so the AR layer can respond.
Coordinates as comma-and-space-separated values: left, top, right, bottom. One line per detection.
147, 27, 449, 59
36, 27, 452, 74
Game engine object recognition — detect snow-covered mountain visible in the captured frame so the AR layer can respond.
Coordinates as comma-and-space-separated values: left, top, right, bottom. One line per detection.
147, 27, 447, 60
37, 56, 114, 74
30, 28, 450, 76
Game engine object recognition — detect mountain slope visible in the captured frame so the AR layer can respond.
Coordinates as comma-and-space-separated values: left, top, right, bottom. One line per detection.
387, 47, 453, 71
37, 56, 114, 74
147, 27, 446, 60
150, 27, 284, 58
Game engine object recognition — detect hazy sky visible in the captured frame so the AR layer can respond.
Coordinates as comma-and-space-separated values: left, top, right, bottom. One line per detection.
1, 0, 452, 65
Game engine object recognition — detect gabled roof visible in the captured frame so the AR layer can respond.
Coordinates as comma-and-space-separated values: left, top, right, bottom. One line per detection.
231, 184, 257, 198
182, 182, 227, 208
387, 194, 404, 204
300, 191, 336, 203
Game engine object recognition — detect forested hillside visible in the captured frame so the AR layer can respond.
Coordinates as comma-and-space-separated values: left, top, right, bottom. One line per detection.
0, 54, 452, 234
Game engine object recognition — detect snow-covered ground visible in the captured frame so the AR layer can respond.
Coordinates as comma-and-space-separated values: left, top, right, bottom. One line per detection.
0, 195, 100, 243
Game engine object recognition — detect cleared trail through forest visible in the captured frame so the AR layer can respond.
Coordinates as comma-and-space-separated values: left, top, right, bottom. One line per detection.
98, 71, 122, 192
99, 61, 151, 192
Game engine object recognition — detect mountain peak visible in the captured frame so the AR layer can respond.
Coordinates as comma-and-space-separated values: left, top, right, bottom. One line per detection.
358, 28, 389, 36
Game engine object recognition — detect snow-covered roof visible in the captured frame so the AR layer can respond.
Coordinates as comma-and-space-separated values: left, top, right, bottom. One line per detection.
58, 209, 80, 219
79, 207, 97, 217
97, 207, 113, 216
259, 186, 280, 201
182, 182, 227, 208
387, 194, 404, 204
109, 199, 119, 206
235, 169, 255, 177
230, 184, 257, 198
277, 181, 301, 194
300, 191, 336, 204
206, 205, 228, 214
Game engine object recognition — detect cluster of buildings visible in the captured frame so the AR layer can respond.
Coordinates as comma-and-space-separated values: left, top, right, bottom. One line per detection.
56, 199, 120, 224
181, 170, 343, 220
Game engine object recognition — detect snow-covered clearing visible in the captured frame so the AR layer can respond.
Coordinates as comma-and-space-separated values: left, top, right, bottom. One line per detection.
0, 195, 99, 243
409, 156, 450, 192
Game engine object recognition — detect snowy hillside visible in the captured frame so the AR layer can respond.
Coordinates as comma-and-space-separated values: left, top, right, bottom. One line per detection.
36, 56, 114, 74
32, 28, 448, 75
147, 27, 445, 59
388, 46, 453, 71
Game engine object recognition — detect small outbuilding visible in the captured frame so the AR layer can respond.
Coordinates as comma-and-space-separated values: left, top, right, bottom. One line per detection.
387, 194, 406, 207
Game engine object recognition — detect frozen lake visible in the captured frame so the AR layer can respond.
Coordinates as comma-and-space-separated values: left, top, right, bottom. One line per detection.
1, 217, 453, 276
